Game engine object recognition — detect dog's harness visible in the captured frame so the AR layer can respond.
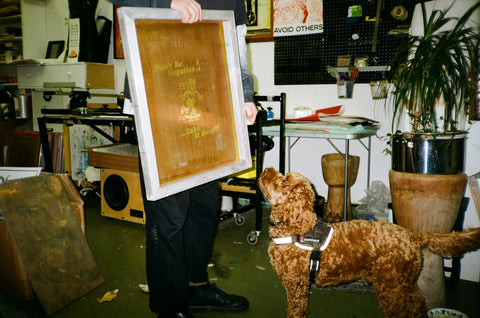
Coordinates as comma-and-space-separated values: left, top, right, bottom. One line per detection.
272, 219, 333, 283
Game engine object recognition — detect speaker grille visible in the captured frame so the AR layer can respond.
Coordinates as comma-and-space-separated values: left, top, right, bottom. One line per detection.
103, 174, 129, 211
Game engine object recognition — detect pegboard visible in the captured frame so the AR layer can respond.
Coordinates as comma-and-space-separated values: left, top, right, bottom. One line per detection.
274, 0, 421, 85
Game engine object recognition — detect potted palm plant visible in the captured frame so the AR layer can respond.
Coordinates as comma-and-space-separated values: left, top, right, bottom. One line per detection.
388, 0, 480, 174
386, 0, 480, 310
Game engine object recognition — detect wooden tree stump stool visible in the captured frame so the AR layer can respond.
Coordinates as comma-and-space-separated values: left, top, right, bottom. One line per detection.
389, 170, 467, 310
321, 153, 360, 223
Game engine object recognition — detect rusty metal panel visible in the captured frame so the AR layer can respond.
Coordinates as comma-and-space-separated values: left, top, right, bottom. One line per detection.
0, 175, 103, 315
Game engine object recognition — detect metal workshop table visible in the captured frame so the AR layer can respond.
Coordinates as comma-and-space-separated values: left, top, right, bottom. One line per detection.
263, 123, 379, 221
38, 113, 134, 173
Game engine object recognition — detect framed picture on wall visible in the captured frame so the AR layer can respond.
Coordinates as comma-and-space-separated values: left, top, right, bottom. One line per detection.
245, 0, 273, 42
117, 7, 251, 200
45, 40, 65, 59
245, 0, 258, 26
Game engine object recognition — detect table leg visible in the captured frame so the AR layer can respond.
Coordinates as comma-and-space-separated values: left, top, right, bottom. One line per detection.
286, 137, 290, 172
37, 117, 53, 173
344, 139, 350, 221
286, 137, 301, 173
367, 136, 371, 190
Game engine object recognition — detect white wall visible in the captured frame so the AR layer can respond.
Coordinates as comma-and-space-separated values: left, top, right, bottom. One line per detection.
248, 41, 480, 282
22, 0, 69, 60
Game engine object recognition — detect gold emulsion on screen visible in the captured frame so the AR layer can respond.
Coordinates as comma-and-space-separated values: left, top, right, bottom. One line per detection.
135, 20, 237, 184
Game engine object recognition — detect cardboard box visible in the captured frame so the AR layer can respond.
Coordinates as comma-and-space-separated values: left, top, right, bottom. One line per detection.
0, 220, 36, 299
0, 173, 85, 299
56, 173, 85, 234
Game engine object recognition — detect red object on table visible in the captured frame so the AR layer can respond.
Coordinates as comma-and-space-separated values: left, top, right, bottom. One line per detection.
286, 105, 344, 122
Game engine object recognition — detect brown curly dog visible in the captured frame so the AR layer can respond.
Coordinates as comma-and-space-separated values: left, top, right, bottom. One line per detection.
258, 167, 480, 318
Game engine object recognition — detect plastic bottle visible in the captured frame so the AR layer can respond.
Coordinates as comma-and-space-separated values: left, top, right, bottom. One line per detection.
266, 107, 273, 120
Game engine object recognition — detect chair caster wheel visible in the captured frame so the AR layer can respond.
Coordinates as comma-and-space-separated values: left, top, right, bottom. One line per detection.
235, 214, 245, 226
247, 231, 259, 245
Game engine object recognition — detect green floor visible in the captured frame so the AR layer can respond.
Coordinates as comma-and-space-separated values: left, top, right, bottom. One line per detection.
1, 198, 479, 318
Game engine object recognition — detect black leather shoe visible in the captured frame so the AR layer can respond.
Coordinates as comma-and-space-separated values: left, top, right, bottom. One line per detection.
158, 312, 196, 318
175, 312, 196, 318
187, 283, 249, 312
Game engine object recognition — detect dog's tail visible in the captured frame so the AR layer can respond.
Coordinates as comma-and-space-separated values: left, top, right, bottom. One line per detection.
412, 227, 480, 258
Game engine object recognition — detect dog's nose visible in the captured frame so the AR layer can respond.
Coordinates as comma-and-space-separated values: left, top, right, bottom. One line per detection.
261, 168, 271, 176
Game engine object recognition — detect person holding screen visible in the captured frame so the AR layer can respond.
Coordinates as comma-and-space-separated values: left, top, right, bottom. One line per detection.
109, 0, 257, 317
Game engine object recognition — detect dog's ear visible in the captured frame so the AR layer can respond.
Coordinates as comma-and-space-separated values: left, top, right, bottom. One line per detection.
289, 173, 316, 204
280, 174, 317, 232
299, 179, 316, 205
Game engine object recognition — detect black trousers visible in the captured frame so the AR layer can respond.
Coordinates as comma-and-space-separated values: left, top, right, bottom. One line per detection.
140, 171, 219, 314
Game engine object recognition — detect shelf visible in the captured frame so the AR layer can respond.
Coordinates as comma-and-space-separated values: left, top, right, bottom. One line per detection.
0, 12, 22, 116
0, 12, 22, 70
0, 14, 21, 24
335, 66, 390, 72
0, 36, 22, 43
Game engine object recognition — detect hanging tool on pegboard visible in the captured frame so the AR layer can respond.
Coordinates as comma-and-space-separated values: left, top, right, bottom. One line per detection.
370, 0, 384, 65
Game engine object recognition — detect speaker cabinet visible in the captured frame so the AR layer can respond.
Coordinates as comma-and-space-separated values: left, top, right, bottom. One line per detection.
100, 168, 145, 224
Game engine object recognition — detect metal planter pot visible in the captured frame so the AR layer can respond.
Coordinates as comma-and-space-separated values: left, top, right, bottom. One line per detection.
391, 132, 467, 174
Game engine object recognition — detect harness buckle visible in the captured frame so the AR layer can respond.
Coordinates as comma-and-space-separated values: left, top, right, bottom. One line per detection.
309, 250, 321, 283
